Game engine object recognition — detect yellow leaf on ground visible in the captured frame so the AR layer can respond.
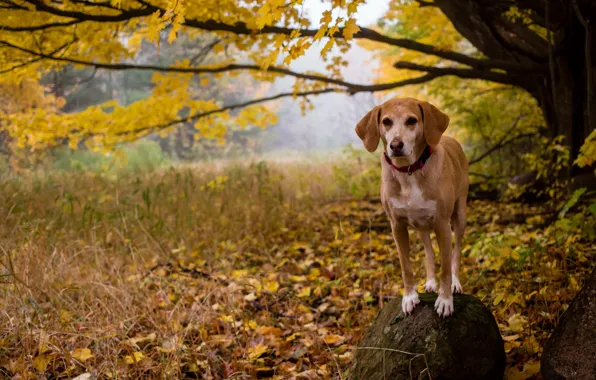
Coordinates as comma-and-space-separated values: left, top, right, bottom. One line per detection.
71, 347, 94, 363
264, 279, 279, 293
322, 334, 344, 346
59, 309, 73, 323
248, 344, 268, 361
502, 334, 520, 342
124, 351, 145, 364
297, 286, 311, 298
126, 333, 157, 347
33, 354, 50, 372
504, 366, 525, 380
522, 360, 541, 376
219, 314, 234, 323
257, 326, 283, 337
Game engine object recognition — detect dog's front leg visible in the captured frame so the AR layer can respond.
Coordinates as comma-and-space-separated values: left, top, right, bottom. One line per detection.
391, 221, 419, 314
434, 222, 454, 317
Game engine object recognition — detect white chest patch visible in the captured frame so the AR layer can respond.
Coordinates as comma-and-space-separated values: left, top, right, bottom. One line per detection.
389, 180, 436, 230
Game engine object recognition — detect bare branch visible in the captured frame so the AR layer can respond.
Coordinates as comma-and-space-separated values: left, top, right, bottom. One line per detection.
113, 74, 442, 137
469, 133, 537, 165
0, 39, 441, 92
393, 61, 525, 86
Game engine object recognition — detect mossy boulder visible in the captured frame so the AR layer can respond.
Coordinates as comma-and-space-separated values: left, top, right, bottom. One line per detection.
352, 293, 504, 380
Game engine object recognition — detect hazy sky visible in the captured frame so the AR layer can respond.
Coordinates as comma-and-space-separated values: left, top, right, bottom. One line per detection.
265, 0, 393, 153
304, 0, 390, 27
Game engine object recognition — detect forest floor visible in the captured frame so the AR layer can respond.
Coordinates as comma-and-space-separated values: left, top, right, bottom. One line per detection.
0, 161, 594, 379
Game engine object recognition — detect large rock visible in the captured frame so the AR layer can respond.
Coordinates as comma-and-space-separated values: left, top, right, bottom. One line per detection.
352, 293, 504, 380
541, 269, 596, 380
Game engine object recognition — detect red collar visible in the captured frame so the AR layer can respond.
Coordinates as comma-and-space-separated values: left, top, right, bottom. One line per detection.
383, 145, 433, 175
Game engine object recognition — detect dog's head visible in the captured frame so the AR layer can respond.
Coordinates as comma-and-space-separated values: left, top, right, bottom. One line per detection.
354, 97, 449, 163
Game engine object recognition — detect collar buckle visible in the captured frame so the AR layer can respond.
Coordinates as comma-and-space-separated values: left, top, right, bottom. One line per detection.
407, 165, 413, 175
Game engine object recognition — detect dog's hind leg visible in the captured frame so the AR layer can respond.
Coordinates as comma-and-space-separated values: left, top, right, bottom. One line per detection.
418, 231, 437, 293
391, 221, 419, 315
451, 197, 466, 294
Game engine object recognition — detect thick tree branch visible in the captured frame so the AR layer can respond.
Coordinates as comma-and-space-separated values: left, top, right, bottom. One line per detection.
15, 0, 539, 73
0, 39, 440, 92
21, 0, 154, 21
0, 20, 81, 31
116, 89, 337, 137
392, 61, 526, 86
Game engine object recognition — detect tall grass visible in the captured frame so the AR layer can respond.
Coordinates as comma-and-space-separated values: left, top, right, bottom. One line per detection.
0, 151, 375, 377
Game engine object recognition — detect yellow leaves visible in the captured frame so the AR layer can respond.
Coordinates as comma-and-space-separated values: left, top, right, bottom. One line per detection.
71, 348, 94, 363
264, 279, 280, 293
321, 38, 336, 58
219, 314, 235, 323
59, 309, 72, 323
502, 334, 520, 342
33, 354, 51, 372
297, 286, 311, 298
257, 326, 283, 337
505, 361, 541, 380
289, 275, 307, 282
125, 333, 157, 348
256, 0, 285, 30
314, 26, 328, 41
575, 129, 596, 169
343, 19, 360, 40
493, 292, 505, 306
236, 105, 278, 130
124, 352, 145, 364
320, 10, 333, 25
322, 334, 344, 346
248, 344, 268, 361
507, 313, 528, 333
347, 0, 364, 16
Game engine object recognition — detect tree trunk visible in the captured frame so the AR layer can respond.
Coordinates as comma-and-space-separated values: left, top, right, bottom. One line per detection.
437, 0, 595, 179
536, 13, 595, 177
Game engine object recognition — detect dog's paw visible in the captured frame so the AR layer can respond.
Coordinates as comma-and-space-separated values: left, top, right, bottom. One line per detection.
434, 295, 454, 317
424, 279, 437, 293
451, 275, 462, 294
401, 292, 420, 315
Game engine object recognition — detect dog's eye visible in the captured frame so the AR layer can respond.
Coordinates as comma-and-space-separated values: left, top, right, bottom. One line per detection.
382, 118, 393, 127
406, 117, 417, 125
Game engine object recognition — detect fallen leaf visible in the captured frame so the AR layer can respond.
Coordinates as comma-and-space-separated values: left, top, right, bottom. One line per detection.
125, 332, 157, 348
33, 354, 50, 372
124, 351, 145, 364
257, 326, 283, 337
248, 344, 268, 361
297, 286, 311, 298
71, 347, 94, 363
502, 334, 520, 342
322, 334, 344, 346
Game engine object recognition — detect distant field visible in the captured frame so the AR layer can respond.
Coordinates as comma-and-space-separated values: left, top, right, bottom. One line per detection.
0, 157, 593, 379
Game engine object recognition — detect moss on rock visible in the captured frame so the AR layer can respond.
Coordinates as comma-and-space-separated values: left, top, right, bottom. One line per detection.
352, 293, 504, 380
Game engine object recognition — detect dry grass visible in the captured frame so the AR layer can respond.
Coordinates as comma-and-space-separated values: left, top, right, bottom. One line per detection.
0, 158, 593, 379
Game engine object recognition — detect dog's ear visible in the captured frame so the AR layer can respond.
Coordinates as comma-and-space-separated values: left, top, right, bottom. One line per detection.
355, 106, 381, 153
418, 101, 449, 146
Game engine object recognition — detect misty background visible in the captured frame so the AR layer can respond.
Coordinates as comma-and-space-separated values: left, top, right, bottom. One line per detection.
39, 0, 392, 163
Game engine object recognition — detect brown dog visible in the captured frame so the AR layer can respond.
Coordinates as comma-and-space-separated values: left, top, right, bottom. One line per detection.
355, 97, 468, 317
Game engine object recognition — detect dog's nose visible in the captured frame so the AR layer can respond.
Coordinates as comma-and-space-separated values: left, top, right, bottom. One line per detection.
390, 140, 404, 152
